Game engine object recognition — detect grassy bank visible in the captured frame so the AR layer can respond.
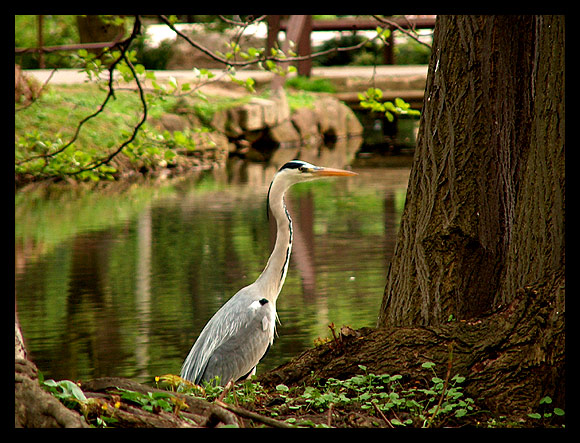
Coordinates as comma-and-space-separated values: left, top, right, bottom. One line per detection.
15, 80, 330, 187
15, 82, 234, 184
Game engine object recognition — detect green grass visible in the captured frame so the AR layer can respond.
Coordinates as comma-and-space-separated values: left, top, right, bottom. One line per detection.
285, 75, 337, 93
16, 84, 148, 152
15, 81, 330, 184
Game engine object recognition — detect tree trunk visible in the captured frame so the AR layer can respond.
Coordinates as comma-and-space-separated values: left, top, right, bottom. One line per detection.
375, 14, 565, 413
76, 15, 126, 46
261, 15, 565, 418
378, 15, 564, 327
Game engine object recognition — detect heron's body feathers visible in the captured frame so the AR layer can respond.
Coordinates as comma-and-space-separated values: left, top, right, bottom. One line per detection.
180, 285, 275, 385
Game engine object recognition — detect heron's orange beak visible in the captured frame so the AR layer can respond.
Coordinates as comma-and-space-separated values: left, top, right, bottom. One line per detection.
311, 167, 358, 177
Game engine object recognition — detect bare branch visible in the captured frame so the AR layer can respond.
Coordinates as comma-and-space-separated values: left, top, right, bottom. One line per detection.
15, 71, 117, 167
69, 17, 148, 176
158, 15, 233, 66
71, 51, 147, 175
16, 16, 143, 169
371, 15, 432, 50
15, 67, 58, 113
158, 15, 382, 68
217, 15, 267, 27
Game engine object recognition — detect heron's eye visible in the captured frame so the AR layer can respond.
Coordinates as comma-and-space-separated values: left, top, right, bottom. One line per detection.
299, 166, 307, 172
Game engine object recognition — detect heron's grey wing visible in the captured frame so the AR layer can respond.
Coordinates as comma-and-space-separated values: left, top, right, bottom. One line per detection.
180, 293, 246, 384
201, 298, 275, 384
180, 290, 275, 385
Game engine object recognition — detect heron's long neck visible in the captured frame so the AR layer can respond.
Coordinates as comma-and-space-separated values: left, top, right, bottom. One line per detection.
254, 180, 293, 303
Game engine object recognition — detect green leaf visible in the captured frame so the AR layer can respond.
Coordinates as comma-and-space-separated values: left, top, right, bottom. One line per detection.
265, 60, 277, 71
527, 413, 542, 419
422, 362, 436, 369
553, 408, 565, 416
367, 87, 382, 99
56, 380, 87, 402
199, 68, 215, 79
150, 391, 173, 400
384, 101, 397, 112
394, 97, 409, 109
539, 396, 552, 404
276, 384, 289, 393
244, 78, 256, 92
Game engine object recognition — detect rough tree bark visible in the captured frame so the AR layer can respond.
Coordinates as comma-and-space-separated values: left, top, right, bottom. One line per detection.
379, 15, 564, 327
261, 15, 565, 417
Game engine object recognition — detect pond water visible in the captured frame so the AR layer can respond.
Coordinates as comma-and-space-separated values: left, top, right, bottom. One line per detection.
15, 157, 411, 384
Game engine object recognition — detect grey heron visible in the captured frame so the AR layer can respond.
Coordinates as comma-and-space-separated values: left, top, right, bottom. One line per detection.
180, 160, 357, 386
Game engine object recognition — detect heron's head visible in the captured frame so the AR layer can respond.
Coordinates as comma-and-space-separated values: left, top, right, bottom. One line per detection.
274, 160, 358, 186
267, 160, 357, 218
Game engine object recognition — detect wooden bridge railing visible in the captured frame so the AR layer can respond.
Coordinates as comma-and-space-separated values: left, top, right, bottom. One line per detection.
16, 15, 435, 73
267, 15, 436, 76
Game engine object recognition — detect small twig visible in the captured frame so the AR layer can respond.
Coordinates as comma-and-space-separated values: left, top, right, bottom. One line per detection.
390, 406, 403, 425
217, 380, 234, 402
214, 400, 295, 428
327, 403, 333, 427
373, 402, 394, 428
15, 67, 58, 112
328, 322, 338, 342
218, 15, 267, 27
426, 342, 454, 427
371, 15, 433, 50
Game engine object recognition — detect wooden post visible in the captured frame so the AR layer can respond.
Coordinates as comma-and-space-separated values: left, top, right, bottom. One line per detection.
272, 15, 309, 90
266, 15, 281, 54
297, 15, 312, 76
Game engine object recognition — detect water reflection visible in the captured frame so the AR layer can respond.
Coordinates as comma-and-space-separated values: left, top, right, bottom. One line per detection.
15, 155, 411, 384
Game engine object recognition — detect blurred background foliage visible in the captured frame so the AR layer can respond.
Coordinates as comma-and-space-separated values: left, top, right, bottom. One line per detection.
15, 15, 430, 70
